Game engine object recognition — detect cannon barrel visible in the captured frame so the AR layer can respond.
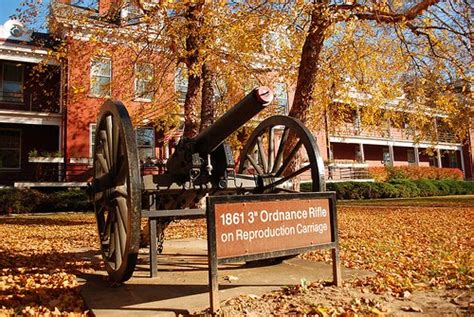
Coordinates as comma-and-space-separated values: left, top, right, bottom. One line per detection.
194, 87, 273, 154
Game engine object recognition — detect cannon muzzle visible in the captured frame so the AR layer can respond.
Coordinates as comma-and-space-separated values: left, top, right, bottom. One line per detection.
194, 86, 273, 154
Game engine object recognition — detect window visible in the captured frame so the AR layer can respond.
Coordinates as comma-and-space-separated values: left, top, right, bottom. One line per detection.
407, 149, 416, 165
134, 63, 154, 101
0, 129, 21, 169
1, 63, 23, 103
90, 57, 111, 97
175, 67, 188, 105
274, 83, 288, 115
136, 127, 155, 161
89, 123, 96, 159
448, 151, 457, 168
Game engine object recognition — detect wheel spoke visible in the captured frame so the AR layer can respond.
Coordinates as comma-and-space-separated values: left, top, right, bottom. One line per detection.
106, 115, 115, 168
272, 127, 289, 174
265, 164, 311, 190
115, 205, 127, 255
100, 130, 111, 171
107, 215, 115, 258
246, 153, 264, 175
256, 135, 268, 173
96, 204, 106, 233
116, 196, 129, 226
114, 184, 128, 198
96, 153, 109, 174
275, 140, 303, 177
104, 210, 112, 239
112, 118, 120, 166
268, 127, 274, 173
115, 154, 128, 185
114, 223, 123, 267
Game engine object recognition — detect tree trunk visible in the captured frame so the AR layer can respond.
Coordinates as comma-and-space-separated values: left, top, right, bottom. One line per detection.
183, 73, 201, 138
288, 9, 329, 123
286, 7, 329, 191
183, 3, 204, 138
200, 63, 216, 131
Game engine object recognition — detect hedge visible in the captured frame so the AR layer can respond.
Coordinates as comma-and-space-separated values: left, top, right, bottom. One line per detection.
320, 180, 474, 200
0, 188, 92, 215
368, 166, 464, 182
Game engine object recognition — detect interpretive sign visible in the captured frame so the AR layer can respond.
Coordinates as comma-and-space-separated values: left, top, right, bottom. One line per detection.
214, 198, 332, 258
206, 192, 341, 313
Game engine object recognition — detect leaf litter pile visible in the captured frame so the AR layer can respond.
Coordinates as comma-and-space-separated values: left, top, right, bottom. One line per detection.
1, 206, 473, 316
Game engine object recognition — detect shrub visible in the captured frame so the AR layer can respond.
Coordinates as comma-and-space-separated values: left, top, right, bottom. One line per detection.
0, 188, 91, 215
39, 190, 91, 212
367, 167, 389, 182
390, 180, 421, 198
325, 180, 474, 200
413, 179, 440, 197
0, 188, 45, 214
368, 166, 464, 181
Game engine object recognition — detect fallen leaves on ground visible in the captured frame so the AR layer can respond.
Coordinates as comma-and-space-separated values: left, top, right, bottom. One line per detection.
221, 206, 473, 315
303, 206, 473, 295
1, 206, 473, 316
0, 214, 100, 316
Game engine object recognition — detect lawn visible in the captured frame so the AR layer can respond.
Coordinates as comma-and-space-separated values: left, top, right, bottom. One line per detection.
0, 202, 472, 315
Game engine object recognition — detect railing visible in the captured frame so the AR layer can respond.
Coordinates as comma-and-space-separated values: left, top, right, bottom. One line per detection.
0, 91, 23, 104
332, 123, 458, 144
0, 91, 60, 113
325, 166, 371, 181
438, 131, 457, 143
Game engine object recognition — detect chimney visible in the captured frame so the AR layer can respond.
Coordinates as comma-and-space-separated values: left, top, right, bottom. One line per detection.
99, 0, 124, 16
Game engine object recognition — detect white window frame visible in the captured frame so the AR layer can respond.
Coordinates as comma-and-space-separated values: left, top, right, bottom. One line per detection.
0, 62, 24, 104
89, 123, 96, 160
134, 62, 153, 102
136, 127, 155, 160
0, 128, 22, 170
90, 57, 112, 98
383, 147, 392, 166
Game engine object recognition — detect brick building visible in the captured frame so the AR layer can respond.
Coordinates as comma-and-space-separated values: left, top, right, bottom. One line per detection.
0, 19, 63, 185
0, 0, 472, 185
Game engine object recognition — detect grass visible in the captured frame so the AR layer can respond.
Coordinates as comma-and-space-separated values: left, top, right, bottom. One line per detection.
338, 194, 474, 207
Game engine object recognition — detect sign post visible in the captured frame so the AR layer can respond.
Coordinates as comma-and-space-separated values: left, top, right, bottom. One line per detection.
206, 192, 341, 314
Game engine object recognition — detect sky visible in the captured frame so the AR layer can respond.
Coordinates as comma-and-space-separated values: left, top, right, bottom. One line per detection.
0, 0, 51, 31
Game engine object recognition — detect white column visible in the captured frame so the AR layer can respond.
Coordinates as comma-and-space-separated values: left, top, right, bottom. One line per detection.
414, 146, 420, 166
389, 145, 394, 166
436, 148, 442, 168
360, 143, 365, 162
164, 143, 170, 160
459, 148, 466, 178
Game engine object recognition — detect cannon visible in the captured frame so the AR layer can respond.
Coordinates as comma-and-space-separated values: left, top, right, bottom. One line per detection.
91, 87, 325, 282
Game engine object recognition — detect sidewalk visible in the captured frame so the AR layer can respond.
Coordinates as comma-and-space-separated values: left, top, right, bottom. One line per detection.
80, 239, 373, 316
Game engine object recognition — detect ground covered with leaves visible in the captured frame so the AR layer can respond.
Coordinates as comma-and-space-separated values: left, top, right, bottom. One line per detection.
0, 201, 473, 316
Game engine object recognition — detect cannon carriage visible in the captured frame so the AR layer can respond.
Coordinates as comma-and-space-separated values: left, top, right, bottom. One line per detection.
90, 87, 325, 282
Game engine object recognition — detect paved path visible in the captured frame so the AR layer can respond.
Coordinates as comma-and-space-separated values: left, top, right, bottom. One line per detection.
80, 239, 373, 316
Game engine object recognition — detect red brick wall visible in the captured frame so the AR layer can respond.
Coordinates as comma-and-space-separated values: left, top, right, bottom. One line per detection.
64, 39, 174, 160
332, 143, 357, 161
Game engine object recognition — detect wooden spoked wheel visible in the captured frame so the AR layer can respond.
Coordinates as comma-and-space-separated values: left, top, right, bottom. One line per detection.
239, 115, 325, 193
93, 100, 141, 283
